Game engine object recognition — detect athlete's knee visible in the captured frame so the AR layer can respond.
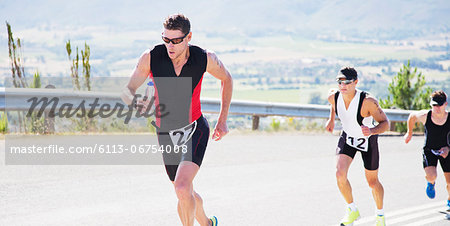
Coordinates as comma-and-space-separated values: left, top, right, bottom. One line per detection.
174, 182, 193, 201
366, 178, 380, 188
336, 169, 348, 182
425, 173, 437, 182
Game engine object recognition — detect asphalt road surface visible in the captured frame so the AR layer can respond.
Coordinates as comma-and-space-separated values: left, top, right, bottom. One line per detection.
1, 132, 450, 226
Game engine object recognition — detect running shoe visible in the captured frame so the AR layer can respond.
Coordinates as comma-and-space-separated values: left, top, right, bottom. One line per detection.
210, 216, 218, 226
376, 215, 386, 226
426, 182, 435, 199
340, 207, 360, 226
447, 200, 450, 212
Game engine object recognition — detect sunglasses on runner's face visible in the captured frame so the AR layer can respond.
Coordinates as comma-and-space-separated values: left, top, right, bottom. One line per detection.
162, 32, 189, 45
431, 103, 444, 107
337, 79, 354, 85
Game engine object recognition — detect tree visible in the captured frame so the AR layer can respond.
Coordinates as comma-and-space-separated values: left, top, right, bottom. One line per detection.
6, 21, 27, 88
0, 112, 7, 133
66, 40, 91, 91
30, 71, 41, 88
66, 40, 80, 90
27, 71, 46, 134
380, 60, 432, 132
6, 21, 28, 133
65, 40, 95, 131
81, 42, 91, 91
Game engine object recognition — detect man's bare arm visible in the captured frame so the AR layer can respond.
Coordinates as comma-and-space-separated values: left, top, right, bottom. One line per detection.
325, 90, 338, 133
206, 51, 233, 140
366, 97, 389, 135
404, 110, 428, 143
121, 50, 151, 105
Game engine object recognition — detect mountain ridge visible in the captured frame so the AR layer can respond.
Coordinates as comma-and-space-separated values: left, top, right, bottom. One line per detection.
1, 0, 449, 40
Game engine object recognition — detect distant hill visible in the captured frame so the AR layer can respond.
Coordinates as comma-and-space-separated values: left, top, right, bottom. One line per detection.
1, 0, 449, 40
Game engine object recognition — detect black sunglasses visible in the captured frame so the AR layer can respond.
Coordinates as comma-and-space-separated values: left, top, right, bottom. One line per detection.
337, 79, 354, 85
162, 32, 189, 45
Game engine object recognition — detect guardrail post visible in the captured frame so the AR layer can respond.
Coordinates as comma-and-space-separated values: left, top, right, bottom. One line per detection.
252, 115, 260, 130
390, 121, 396, 131
44, 84, 55, 134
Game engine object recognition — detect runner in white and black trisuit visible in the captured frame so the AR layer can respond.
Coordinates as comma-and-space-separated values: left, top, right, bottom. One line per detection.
121, 14, 233, 226
326, 67, 389, 226
404, 90, 450, 211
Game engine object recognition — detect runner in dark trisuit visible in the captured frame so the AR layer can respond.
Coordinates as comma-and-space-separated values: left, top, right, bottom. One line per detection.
121, 14, 232, 226
326, 67, 389, 226
405, 90, 450, 211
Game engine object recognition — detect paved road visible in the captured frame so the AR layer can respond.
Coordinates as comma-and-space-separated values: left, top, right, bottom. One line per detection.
1, 132, 450, 225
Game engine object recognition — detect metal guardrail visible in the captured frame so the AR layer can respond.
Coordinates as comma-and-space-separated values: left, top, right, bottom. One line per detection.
0, 88, 414, 128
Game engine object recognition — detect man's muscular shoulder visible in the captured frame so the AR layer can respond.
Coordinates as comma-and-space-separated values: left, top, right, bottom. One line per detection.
361, 94, 382, 117
327, 88, 339, 104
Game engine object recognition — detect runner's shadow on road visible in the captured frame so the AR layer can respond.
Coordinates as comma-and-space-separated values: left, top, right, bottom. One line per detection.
438, 211, 450, 220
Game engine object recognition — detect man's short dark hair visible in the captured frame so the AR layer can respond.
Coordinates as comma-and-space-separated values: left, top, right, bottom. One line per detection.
163, 14, 190, 34
430, 90, 447, 105
336, 67, 358, 80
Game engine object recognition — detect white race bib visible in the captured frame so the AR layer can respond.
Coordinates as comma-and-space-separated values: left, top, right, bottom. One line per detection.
168, 121, 197, 146
345, 135, 368, 152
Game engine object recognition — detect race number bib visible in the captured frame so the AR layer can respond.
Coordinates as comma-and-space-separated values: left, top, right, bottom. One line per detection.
168, 121, 197, 146
346, 136, 368, 152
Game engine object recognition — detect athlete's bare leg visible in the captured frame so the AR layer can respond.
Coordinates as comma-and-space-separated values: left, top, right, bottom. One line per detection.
444, 172, 450, 201
193, 190, 210, 226
365, 169, 384, 209
175, 188, 210, 226
424, 166, 437, 184
336, 154, 354, 204
173, 161, 210, 226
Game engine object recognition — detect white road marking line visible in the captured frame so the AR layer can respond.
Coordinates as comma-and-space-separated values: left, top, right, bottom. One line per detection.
388, 208, 443, 225
327, 202, 445, 226
355, 202, 443, 225
406, 214, 448, 226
